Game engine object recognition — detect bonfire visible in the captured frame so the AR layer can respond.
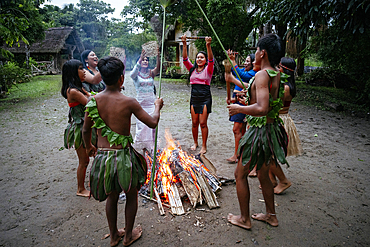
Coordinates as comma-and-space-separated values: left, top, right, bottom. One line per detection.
139, 130, 221, 215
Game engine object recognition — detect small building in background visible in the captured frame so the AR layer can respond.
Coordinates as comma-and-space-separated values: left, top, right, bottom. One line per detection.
2, 27, 85, 73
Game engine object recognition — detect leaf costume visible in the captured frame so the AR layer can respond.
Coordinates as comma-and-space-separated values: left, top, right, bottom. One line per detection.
64, 102, 96, 149
238, 70, 289, 171
85, 97, 148, 202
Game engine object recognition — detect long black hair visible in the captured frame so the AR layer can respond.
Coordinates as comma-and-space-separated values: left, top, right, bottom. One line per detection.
61, 59, 85, 99
80, 50, 92, 70
280, 57, 297, 98
189, 51, 208, 81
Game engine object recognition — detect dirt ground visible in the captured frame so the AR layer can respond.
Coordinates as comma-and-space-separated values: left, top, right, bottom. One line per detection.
0, 72, 369, 247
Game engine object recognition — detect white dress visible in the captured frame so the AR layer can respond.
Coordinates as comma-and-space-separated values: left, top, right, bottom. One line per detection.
130, 63, 156, 154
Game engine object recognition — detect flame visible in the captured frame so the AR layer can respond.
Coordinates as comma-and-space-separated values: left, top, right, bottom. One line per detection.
144, 129, 210, 203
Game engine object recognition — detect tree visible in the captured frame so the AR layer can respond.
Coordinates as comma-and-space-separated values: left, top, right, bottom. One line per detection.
75, 0, 115, 56
0, 0, 46, 59
262, 0, 370, 104
40, 4, 77, 27
122, 0, 260, 65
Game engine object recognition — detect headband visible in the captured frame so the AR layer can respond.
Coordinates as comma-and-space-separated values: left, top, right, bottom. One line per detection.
279, 63, 295, 72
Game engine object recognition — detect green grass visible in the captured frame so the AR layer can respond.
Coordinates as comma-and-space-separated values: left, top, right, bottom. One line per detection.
0, 75, 61, 109
304, 55, 323, 67
294, 80, 369, 116
155, 77, 188, 84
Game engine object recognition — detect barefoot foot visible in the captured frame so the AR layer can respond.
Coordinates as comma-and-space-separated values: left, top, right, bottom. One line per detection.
199, 147, 207, 154
123, 226, 142, 246
226, 156, 237, 163
190, 143, 198, 151
274, 181, 292, 194
251, 213, 278, 227
76, 189, 90, 197
110, 228, 125, 246
227, 213, 251, 230
248, 168, 257, 177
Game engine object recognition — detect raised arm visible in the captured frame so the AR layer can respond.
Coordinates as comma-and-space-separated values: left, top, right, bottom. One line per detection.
84, 70, 102, 85
224, 72, 249, 89
151, 48, 161, 78
227, 49, 237, 67
130, 49, 145, 80
181, 35, 188, 59
205, 36, 214, 75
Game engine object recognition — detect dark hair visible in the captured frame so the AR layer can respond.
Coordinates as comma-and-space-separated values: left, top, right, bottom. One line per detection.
97, 56, 125, 86
249, 54, 255, 66
61, 59, 85, 99
280, 57, 297, 98
245, 53, 255, 71
189, 51, 208, 81
257, 33, 284, 68
81, 50, 92, 69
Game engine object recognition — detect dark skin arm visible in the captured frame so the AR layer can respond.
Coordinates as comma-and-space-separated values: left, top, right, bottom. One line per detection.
132, 98, 163, 129
227, 70, 270, 117
82, 111, 96, 157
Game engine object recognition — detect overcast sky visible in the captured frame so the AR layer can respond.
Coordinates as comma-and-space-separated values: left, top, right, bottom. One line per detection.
44, 0, 130, 20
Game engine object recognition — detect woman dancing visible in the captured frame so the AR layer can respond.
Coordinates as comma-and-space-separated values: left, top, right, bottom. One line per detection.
181, 34, 214, 154
130, 48, 160, 154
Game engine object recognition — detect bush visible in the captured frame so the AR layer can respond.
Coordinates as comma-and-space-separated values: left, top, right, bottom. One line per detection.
0, 62, 32, 94
165, 65, 182, 78
302, 67, 353, 89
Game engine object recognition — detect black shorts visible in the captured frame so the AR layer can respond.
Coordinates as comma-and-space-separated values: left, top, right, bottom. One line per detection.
190, 84, 212, 114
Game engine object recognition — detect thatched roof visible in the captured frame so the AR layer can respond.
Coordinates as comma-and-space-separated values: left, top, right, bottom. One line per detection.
3, 27, 84, 54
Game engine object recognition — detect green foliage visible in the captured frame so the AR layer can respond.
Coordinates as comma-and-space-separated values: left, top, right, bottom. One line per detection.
301, 67, 353, 89
76, 0, 115, 55
0, 75, 61, 104
0, 0, 46, 58
122, 0, 259, 64
165, 65, 181, 78
295, 80, 369, 115
0, 62, 32, 93
40, 4, 77, 27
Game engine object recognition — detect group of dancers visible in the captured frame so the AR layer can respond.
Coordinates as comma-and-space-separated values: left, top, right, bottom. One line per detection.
60, 32, 302, 246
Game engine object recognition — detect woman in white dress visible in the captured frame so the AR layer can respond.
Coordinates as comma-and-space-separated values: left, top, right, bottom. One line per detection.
130, 49, 160, 154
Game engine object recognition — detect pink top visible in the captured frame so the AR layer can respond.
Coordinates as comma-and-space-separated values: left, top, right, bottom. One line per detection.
183, 57, 214, 85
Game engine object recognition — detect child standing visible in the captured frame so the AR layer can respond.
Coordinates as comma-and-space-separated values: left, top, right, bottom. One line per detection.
82, 56, 163, 246
226, 34, 288, 228
61, 59, 94, 197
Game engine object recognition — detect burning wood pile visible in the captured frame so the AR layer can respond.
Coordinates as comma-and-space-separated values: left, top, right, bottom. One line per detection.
139, 131, 222, 215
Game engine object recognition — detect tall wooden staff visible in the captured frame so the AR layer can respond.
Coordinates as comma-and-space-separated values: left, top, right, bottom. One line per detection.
193, 0, 246, 92
150, 0, 176, 199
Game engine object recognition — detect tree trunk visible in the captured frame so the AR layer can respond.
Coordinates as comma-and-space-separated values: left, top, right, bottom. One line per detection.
296, 39, 306, 76
275, 23, 287, 56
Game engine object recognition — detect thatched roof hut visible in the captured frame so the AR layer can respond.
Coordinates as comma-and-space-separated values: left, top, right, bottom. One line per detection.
3, 27, 84, 72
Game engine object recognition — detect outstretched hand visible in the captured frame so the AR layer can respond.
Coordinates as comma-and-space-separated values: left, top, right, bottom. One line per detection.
227, 49, 236, 61
181, 35, 187, 43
